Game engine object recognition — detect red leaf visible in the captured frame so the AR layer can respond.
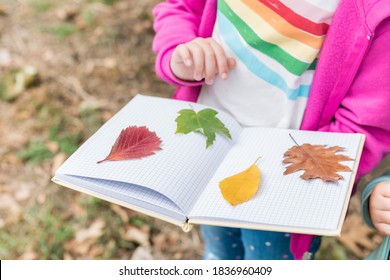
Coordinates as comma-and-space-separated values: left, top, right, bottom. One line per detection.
97, 126, 162, 163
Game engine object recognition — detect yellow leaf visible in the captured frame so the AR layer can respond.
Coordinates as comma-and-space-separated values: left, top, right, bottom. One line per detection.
219, 158, 261, 206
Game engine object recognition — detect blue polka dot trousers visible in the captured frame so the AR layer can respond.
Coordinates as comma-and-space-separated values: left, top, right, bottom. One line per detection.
201, 225, 321, 260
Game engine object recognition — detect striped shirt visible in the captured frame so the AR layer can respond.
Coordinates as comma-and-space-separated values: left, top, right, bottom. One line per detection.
198, 0, 340, 128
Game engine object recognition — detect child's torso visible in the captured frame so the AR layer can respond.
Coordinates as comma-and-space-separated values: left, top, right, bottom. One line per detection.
198, 0, 340, 128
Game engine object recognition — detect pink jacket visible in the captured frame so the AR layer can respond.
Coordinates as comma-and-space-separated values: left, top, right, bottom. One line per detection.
152, 0, 390, 259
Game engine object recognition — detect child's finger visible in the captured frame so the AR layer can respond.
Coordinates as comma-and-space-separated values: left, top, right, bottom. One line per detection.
378, 181, 390, 197
371, 182, 390, 211
208, 39, 229, 80
227, 58, 236, 70
187, 42, 205, 81
373, 208, 390, 222
193, 40, 217, 85
374, 220, 390, 236
172, 44, 191, 66
177, 44, 192, 67
373, 196, 390, 212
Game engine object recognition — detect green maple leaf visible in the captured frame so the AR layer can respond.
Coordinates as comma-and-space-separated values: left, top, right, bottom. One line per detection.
175, 107, 232, 148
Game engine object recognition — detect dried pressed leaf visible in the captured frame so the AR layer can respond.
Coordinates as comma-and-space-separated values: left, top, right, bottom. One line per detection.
219, 158, 261, 206
97, 126, 162, 163
283, 143, 353, 182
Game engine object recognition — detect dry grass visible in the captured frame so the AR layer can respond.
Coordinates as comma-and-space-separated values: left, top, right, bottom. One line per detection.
0, 0, 382, 260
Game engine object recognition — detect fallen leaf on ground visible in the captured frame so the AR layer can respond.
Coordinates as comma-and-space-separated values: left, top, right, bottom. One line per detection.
51, 152, 67, 176
97, 126, 162, 163
0, 48, 11, 66
65, 219, 106, 257
19, 250, 39, 260
283, 143, 353, 182
131, 247, 153, 260
14, 65, 39, 94
75, 219, 105, 243
110, 204, 129, 223
338, 213, 383, 258
152, 233, 168, 251
0, 194, 22, 225
219, 158, 261, 206
69, 200, 87, 218
0, 4, 7, 16
175, 107, 231, 148
55, 5, 79, 21
123, 226, 150, 247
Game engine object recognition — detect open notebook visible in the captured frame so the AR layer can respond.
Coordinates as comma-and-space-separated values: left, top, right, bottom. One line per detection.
53, 94, 365, 236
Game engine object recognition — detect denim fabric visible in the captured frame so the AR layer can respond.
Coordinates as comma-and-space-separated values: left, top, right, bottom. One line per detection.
201, 225, 321, 260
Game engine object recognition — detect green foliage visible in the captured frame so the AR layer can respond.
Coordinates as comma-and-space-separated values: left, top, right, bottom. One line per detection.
80, 196, 105, 210
58, 133, 83, 155
34, 206, 74, 259
0, 191, 74, 260
18, 140, 54, 164
47, 24, 78, 39
138, 11, 153, 21
49, 118, 84, 155
175, 107, 232, 148
316, 237, 353, 260
82, 8, 96, 26
79, 102, 104, 133
37, 104, 54, 121
102, 0, 118, 5
0, 80, 8, 101
0, 75, 17, 102
0, 66, 39, 101
0, 230, 28, 259
88, 0, 118, 5
80, 197, 122, 226
48, 120, 63, 141
30, 0, 53, 12
130, 215, 151, 228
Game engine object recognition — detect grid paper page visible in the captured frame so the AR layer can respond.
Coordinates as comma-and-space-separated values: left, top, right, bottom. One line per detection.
55, 173, 187, 223
189, 127, 363, 234
57, 95, 242, 216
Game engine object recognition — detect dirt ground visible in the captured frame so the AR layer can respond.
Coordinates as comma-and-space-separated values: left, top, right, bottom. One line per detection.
0, 0, 384, 260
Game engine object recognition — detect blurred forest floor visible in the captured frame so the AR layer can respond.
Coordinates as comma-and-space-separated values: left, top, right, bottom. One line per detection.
0, 0, 384, 260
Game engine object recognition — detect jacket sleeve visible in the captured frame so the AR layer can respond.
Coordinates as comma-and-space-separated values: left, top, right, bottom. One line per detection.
318, 19, 390, 180
152, 0, 207, 87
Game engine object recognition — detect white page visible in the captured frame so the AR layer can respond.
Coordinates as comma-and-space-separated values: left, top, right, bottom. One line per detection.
54, 173, 187, 224
189, 127, 363, 233
56, 95, 242, 215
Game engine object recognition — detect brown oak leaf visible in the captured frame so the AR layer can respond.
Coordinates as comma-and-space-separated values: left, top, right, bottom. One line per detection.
97, 126, 162, 163
283, 144, 354, 182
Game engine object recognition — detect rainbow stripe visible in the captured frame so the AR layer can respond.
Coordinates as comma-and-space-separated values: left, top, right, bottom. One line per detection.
217, 11, 311, 100
218, 0, 330, 75
261, 0, 330, 35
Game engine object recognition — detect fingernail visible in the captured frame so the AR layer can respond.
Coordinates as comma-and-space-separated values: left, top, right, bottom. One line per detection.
185, 59, 192, 66
221, 73, 227, 80
206, 79, 214, 85
195, 74, 202, 81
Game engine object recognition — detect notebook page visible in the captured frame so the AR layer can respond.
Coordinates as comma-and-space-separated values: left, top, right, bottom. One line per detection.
56, 95, 242, 215
189, 127, 363, 233
55, 173, 187, 224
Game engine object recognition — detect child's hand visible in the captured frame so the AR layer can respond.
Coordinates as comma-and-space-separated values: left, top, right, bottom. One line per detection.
170, 38, 235, 85
369, 181, 390, 235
